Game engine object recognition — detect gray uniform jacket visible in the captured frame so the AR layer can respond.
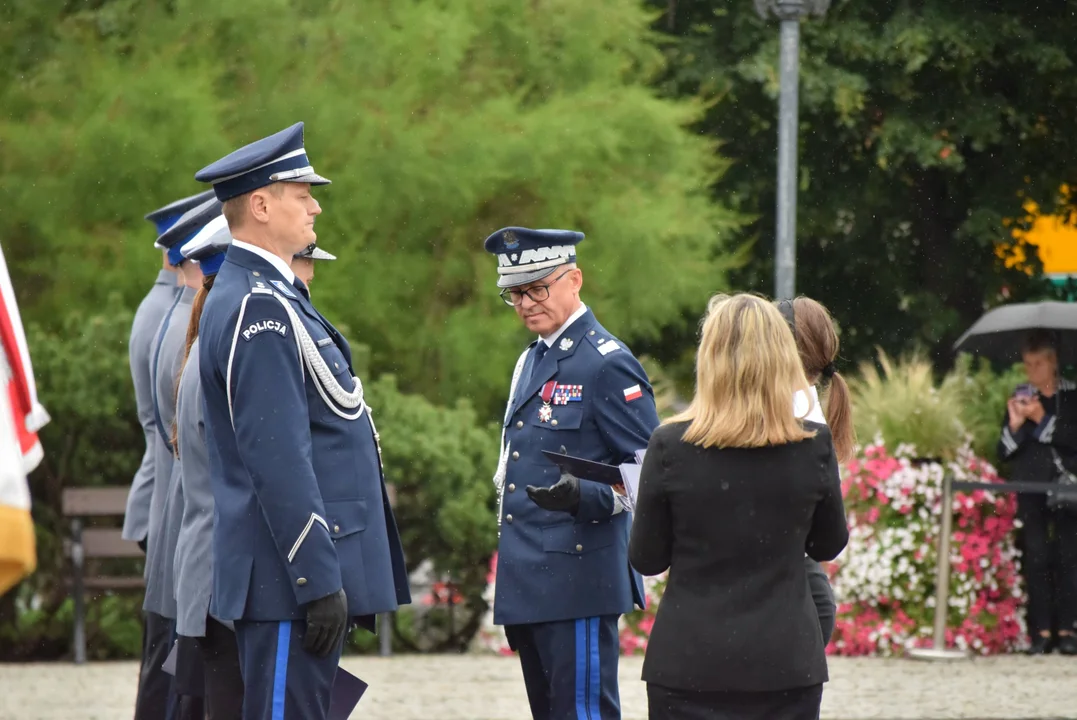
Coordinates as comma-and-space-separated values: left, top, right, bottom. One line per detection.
122, 270, 179, 542
173, 342, 214, 637
142, 285, 195, 618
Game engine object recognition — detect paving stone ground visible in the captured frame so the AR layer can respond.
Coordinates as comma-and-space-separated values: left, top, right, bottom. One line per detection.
0, 654, 1074, 719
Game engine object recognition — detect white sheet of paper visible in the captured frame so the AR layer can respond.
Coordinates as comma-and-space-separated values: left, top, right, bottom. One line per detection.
634, 448, 647, 466
618, 463, 642, 512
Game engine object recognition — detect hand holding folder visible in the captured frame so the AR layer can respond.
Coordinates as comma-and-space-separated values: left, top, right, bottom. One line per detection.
541, 450, 645, 511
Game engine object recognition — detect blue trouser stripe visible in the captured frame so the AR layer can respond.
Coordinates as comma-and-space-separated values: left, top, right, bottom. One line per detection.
588, 616, 600, 717
575, 619, 588, 719
272, 621, 291, 720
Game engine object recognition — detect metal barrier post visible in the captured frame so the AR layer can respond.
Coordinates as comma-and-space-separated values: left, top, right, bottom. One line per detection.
907, 472, 969, 662
70, 518, 87, 665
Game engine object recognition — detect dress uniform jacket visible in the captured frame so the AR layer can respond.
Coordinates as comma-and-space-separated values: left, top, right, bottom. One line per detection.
198, 244, 411, 622
494, 308, 658, 626
173, 342, 214, 637
122, 270, 179, 542
143, 285, 196, 618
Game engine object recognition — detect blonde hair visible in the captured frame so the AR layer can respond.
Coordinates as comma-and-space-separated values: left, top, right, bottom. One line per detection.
668, 293, 814, 449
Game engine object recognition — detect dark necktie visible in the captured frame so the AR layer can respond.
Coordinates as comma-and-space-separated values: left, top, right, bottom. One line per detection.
527, 341, 549, 384
292, 277, 311, 300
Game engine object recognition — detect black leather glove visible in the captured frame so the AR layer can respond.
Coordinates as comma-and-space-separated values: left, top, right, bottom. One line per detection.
526, 473, 581, 514
303, 588, 348, 658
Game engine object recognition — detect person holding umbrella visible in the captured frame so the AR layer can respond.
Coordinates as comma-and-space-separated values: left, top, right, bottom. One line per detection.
997, 330, 1077, 656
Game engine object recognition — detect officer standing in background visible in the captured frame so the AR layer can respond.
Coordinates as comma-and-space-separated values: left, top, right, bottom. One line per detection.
125, 189, 213, 720
172, 218, 245, 719
194, 122, 410, 720
292, 242, 336, 288
485, 227, 659, 720
123, 190, 213, 550
141, 197, 223, 720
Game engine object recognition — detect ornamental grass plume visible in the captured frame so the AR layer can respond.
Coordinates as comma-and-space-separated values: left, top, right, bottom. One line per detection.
850, 350, 968, 462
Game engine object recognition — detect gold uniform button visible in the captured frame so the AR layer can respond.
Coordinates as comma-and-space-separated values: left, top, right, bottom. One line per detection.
253, 271, 261, 277
508, 483, 516, 492
512, 451, 520, 460
506, 514, 514, 523
589, 330, 595, 336
297, 577, 307, 586
516, 420, 524, 429
333, 525, 340, 533
575, 544, 583, 552
551, 419, 559, 427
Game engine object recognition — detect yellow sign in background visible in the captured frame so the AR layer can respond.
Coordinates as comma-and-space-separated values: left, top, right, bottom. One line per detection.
1000, 191, 1077, 279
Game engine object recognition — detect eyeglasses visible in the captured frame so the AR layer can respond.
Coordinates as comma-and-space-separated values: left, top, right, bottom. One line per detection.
499, 269, 574, 307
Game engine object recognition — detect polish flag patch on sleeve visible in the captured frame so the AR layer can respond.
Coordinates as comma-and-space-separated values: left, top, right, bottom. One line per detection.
623, 384, 643, 402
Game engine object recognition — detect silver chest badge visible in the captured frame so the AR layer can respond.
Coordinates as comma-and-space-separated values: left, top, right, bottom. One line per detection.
559, 337, 573, 351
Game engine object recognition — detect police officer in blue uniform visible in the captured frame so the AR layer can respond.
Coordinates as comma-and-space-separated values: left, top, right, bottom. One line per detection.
194, 122, 411, 720
485, 227, 660, 720
126, 189, 213, 720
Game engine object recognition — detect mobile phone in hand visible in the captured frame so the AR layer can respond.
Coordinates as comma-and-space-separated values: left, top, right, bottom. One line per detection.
1014, 383, 1035, 400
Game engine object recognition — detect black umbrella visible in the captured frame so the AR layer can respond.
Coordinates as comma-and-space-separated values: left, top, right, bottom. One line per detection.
953, 301, 1077, 366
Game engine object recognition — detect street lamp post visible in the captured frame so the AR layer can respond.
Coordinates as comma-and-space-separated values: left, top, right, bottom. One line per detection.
754, 0, 830, 301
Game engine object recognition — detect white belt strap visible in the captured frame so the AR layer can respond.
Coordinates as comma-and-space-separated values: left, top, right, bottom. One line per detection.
494, 347, 531, 529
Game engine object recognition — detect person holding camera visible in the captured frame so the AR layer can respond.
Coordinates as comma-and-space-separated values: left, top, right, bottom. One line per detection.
998, 330, 1077, 656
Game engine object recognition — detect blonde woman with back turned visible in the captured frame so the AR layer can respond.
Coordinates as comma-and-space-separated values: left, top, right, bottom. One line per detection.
629, 293, 849, 720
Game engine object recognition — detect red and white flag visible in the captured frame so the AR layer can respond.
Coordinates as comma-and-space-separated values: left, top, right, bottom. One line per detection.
0, 243, 48, 595
623, 384, 643, 403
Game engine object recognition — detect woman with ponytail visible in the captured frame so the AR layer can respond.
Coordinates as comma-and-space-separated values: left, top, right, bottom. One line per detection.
170, 217, 245, 718
776, 296, 855, 660
784, 297, 855, 463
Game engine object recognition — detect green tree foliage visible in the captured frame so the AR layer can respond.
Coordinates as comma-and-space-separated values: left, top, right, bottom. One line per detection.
645, 0, 1076, 373
364, 375, 500, 651
2, 0, 738, 419
2, 0, 739, 656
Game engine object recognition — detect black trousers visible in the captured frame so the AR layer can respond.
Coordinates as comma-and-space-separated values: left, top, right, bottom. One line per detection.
196, 617, 245, 719
1017, 496, 1077, 636
647, 683, 823, 720
133, 611, 177, 720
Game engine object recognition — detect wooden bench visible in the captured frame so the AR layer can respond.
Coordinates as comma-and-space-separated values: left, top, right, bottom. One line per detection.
62, 487, 143, 665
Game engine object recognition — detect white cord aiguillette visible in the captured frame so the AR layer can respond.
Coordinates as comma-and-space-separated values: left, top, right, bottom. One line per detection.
270, 291, 366, 421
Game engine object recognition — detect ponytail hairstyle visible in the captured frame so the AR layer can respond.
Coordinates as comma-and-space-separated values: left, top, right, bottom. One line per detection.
789, 296, 856, 463
171, 273, 217, 456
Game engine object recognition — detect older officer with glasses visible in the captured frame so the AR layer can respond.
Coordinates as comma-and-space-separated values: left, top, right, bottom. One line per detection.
485, 227, 660, 720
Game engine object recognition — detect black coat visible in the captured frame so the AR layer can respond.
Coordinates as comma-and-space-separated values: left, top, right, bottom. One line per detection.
628, 420, 849, 694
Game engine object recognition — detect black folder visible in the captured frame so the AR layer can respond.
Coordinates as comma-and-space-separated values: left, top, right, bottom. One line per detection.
541, 450, 624, 486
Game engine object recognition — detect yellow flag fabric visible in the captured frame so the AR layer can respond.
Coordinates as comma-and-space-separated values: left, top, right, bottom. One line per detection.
0, 243, 45, 596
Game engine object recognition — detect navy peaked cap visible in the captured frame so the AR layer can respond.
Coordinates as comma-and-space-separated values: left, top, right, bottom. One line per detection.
294, 242, 336, 261
144, 189, 217, 235
483, 227, 584, 288
181, 215, 232, 276
194, 122, 331, 202
155, 197, 223, 266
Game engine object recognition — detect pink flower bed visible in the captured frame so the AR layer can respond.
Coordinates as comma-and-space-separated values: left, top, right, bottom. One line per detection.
827, 442, 1025, 656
